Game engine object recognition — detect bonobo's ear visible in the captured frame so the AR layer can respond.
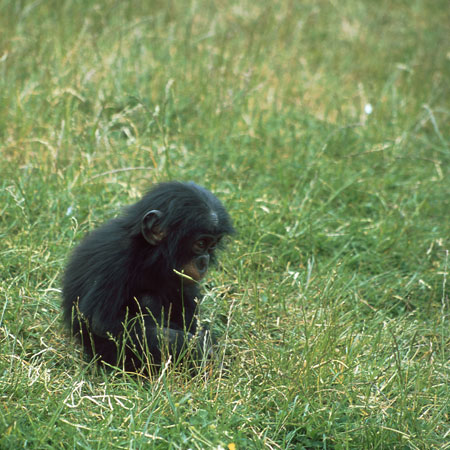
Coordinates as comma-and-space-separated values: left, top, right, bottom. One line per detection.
141, 210, 166, 245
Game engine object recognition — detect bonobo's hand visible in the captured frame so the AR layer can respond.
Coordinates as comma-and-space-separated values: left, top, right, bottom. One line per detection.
159, 327, 212, 362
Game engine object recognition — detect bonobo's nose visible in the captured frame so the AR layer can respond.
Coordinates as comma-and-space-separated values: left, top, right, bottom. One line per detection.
196, 254, 210, 274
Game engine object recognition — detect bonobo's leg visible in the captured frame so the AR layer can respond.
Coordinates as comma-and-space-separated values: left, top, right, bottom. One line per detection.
123, 316, 212, 370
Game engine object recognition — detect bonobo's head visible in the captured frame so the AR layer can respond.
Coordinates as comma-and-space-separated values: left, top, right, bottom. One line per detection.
138, 182, 234, 283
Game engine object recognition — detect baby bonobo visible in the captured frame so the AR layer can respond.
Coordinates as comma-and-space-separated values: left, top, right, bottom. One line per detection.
62, 181, 234, 373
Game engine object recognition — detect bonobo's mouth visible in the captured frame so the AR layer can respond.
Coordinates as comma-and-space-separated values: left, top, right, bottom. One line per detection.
176, 261, 207, 283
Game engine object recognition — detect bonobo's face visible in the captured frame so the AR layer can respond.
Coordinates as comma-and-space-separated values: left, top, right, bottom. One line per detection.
181, 234, 222, 283
140, 182, 234, 285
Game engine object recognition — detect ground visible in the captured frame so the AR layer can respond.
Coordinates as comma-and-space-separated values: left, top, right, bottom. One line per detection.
0, 0, 449, 448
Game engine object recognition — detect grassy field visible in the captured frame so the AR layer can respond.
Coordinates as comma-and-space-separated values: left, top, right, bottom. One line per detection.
1, 0, 449, 448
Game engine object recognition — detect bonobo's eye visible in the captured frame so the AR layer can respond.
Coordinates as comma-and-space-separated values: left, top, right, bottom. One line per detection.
211, 235, 224, 250
193, 239, 208, 254
192, 235, 220, 254
209, 236, 221, 251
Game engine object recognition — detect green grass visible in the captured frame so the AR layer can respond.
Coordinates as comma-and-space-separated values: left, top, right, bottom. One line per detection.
1, 0, 449, 448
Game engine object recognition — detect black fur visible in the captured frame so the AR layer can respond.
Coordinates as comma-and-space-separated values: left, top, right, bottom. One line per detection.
62, 181, 234, 372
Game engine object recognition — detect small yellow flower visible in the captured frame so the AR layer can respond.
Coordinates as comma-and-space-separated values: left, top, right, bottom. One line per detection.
228, 444, 236, 450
